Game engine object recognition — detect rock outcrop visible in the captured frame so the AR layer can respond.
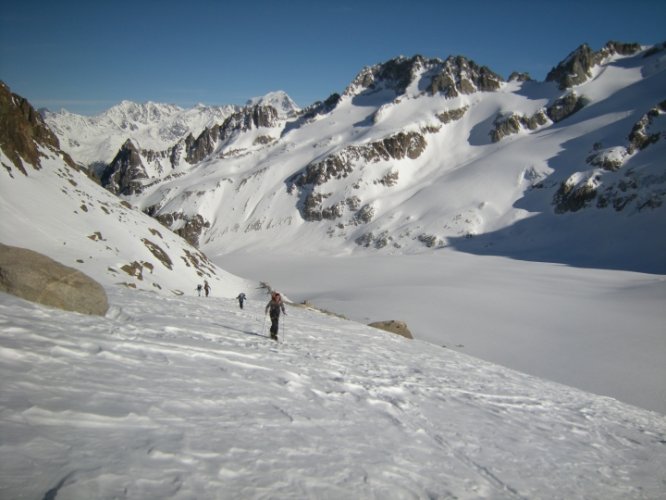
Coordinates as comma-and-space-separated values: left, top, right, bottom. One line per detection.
0, 243, 109, 315
490, 111, 549, 142
546, 41, 642, 90
100, 105, 281, 196
368, 320, 413, 339
546, 92, 588, 123
344, 54, 502, 100
288, 131, 427, 222
0, 81, 77, 176
101, 139, 148, 195
151, 212, 211, 248
427, 56, 502, 97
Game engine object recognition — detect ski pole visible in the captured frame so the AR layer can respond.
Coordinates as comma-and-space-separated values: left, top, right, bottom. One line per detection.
281, 313, 286, 343
262, 314, 267, 337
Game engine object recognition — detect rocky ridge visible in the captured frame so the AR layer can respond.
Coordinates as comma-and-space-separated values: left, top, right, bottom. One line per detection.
0, 82, 77, 176
42, 100, 241, 168
101, 104, 282, 196
344, 54, 503, 99
546, 41, 643, 90
0, 82, 238, 294
27, 42, 666, 271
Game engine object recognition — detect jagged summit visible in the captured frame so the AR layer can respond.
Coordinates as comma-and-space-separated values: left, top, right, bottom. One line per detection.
343, 54, 503, 100
0, 81, 77, 175
546, 40, 643, 89
26, 42, 666, 273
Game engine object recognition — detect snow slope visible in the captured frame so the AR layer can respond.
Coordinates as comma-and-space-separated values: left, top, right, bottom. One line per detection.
0, 143, 251, 297
221, 250, 666, 415
72, 43, 666, 274
1, 287, 665, 499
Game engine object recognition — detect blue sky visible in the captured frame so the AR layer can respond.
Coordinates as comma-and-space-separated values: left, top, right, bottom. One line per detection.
1, 0, 664, 115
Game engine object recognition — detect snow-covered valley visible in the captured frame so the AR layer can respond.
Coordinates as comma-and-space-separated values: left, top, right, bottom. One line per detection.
220, 249, 666, 416
1, 40, 666, 499
1, 286, 665, 499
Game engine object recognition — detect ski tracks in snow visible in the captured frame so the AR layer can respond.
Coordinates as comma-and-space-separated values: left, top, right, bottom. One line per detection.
1, 289, 665, 499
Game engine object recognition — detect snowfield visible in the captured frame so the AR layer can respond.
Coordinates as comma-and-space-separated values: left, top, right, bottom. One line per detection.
220, 250, 666, 416
1, 286, 666, 499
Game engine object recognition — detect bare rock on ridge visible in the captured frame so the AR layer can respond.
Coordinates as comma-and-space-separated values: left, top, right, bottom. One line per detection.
0, 243, 109, 315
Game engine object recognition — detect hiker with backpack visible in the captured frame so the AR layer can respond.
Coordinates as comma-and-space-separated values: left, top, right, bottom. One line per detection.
236, 292, 247, 310
265, 291, 286, 341
203, 280, 211, 297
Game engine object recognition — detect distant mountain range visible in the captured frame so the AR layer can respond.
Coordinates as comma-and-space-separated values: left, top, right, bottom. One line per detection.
0, 82, 251, 295
2, 40, 665, 276
41, 91, 301, 170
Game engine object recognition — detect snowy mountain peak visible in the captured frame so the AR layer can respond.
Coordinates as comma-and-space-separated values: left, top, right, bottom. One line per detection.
31, 42, 666, 276
42, 100, 241, 167
102, 100, 185, 124
0, 81, 76, 175
246, 90, 300, 118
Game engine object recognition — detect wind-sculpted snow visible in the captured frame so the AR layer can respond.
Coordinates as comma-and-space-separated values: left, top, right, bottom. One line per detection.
1, 287, 665, 499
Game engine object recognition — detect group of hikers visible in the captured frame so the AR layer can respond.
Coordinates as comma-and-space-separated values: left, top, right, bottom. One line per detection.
195, 280, 211, 297
196, 283, 286, 341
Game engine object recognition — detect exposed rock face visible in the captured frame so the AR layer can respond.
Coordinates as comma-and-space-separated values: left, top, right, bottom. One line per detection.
628, 100, 666, 153
508, 72, 532, 82
436, 106, 469, 124
355, 230, 394, 249
368, 320, 413, 339
217, 105, 280, 140
292, 131, 427, 189
0, 243, 109, 315
546, 92, 587, 123
100, 105, 281, 195
152, 212, 211, 247
427, 56, 502, 97
490, 110, 549, 142
346, 56, 423, 96
344, 55, 502, 100
101, 139, 148, 195
555, 99, 665, 214
546, 41, 642, 89
0, 81, 77, 176
288, 131, 427, 222
553, 177, 599, 213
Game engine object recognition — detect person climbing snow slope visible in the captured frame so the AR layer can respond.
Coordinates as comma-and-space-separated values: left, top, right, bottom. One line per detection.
265, 292, 286, 341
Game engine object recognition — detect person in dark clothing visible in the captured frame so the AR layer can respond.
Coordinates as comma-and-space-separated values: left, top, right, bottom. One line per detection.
236, 292, 247, 310
203, 280, 211, 297
265, 292, 286, 341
